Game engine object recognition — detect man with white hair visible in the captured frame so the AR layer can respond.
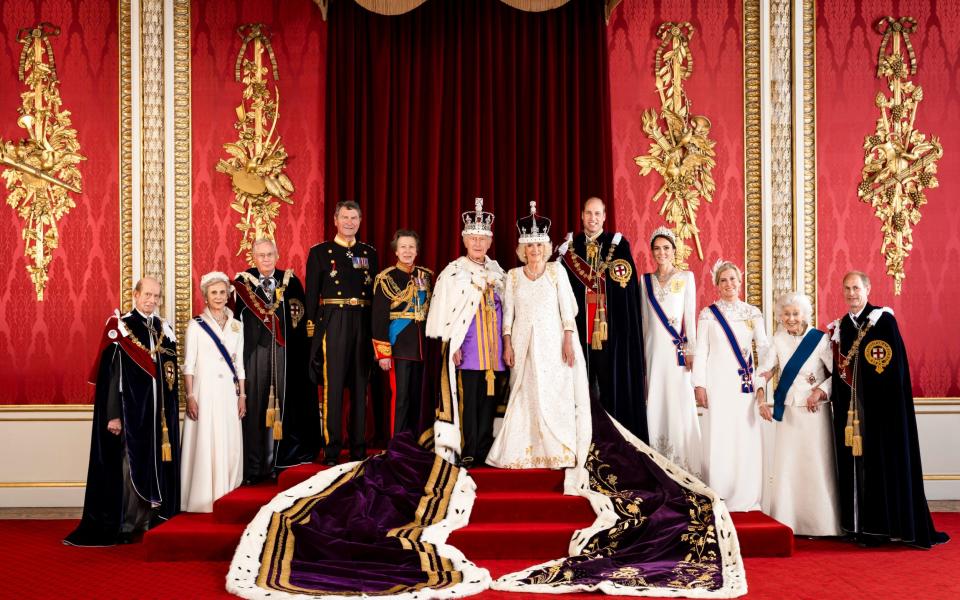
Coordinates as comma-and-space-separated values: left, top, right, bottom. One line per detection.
829, 271, 947, 548
426, 198, 507, 467
65, 277, 181, 546
234, 239, 316, 484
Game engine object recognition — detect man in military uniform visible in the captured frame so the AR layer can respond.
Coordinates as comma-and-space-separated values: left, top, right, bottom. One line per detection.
559, 197, 648, 441
829, 271, 948, 548
234, 239, 317, 484
65, 277, 181, 546
372, 229, 433, 438
306, 200, 378, 465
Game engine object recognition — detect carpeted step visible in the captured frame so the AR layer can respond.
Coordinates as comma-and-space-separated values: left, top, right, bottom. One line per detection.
471, 492, 594, 523
277, 463, 325, 489
730, 511, 794, 557
278, 464, 566, 493
143, 513, 244, 562
213, 484, 278, 523
447, 521, 581, 559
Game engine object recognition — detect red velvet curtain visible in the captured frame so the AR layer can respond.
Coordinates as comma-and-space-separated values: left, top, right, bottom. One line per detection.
325, 0, 614, 271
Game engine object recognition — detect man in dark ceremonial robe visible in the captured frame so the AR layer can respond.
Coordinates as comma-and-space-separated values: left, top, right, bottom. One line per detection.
234, 238, 318, 485
560, 197, 648, 441
64, 277, 180, 546
306, 200, 378, 465
829, 271, 948, 548
372, 229, 433, 438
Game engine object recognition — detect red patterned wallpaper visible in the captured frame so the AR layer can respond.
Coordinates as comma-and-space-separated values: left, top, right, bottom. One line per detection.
816, 0, 960, 396
0, 1, 119, 404
607, 0, 745, 308
191, 0, 326, 314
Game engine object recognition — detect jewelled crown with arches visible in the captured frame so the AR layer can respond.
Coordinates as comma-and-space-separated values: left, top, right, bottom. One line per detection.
516, 201, 551, 244
462, 197, 495, 237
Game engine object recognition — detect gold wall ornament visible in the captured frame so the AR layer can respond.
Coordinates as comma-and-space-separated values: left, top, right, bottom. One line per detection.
216, 24, 293, 265
1, 23, 85, 300
634, 22, 717, 269
858, 17, 943, 295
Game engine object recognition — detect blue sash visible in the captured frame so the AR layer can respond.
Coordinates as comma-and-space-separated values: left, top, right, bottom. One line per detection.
708, 304, 754, 393
388, 289, 427, 345
643, 273, 687, 366
772, 328, 825, 421
194, 317, 239, 386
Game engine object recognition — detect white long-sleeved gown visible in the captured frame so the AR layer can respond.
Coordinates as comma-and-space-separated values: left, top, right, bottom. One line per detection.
640, 270, 702, 477
180, 309, 245, 513
758, 327, 842, 535
692, 299, 768, 512
486, 263, 586, 470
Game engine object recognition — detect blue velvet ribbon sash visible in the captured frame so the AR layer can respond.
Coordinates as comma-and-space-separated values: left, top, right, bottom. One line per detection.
773, 328, 824, 421
194, 317, 239, 385
643, 273, 687, 366
708, 304, 754, 393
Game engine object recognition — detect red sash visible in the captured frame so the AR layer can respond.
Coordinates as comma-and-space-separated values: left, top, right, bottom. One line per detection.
561, 251, 606, 339
234, 279, 286, 347
88, 316, 157, 383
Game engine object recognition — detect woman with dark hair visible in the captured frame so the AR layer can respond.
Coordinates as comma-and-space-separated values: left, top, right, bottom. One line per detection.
639, 227, 702, 477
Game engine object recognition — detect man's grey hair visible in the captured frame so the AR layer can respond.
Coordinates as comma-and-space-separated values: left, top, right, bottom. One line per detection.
843, 270, 871, 289
251, 237, 279, 257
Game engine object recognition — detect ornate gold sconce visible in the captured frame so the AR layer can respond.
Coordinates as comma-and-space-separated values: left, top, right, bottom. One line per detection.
216, 24, 293, 265
858, 17, 942, 295
635, 22, 716, 269
1, 23, 85, 300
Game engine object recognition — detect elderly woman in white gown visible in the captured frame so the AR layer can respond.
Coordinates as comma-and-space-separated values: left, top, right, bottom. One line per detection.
692, 260, 768, 512
181, 272, 246, 513
486, 203, 588, 470
640, 227, 702, 477
757, 292, 842, 535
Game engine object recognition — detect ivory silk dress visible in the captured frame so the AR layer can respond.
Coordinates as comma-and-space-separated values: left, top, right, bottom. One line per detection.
180, 309, 245, 513
640, 270, 702, 477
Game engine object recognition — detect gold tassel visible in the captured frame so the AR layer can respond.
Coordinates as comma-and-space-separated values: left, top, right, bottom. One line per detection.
266, 385, 277, 427
852, 418, 862, 456
598, 320, 608, 342
485, 369, 495, 396
161, 423, 172, 462
273, 419, 283, 440
844, 407, 854, 447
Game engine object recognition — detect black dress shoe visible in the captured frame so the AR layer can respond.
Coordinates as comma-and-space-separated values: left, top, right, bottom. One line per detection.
323, 458, 338, 467
117, 531, 135, 545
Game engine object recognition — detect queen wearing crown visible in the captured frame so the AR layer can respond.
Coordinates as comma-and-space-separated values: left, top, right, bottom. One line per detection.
640, 227, 702, 477
486, 202, 590, 470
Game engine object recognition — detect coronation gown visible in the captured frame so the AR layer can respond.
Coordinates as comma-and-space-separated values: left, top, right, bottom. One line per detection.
758, 326, 841, 536
180, 308, 245, 513
486, 262, 586, 470
692, 299, 768, 512
639, 269, 702, 477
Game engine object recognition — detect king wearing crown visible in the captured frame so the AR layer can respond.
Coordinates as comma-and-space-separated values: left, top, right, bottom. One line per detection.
426, 198, 507, 466
559, 197, 648, 441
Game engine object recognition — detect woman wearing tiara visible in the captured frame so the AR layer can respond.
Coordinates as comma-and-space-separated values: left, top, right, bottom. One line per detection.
486, 202, 589, 470
692, 260, 768, 511
639, 227, 702, 477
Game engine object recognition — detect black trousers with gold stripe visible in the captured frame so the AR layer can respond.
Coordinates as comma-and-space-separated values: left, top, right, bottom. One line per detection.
319, 306, 371, 461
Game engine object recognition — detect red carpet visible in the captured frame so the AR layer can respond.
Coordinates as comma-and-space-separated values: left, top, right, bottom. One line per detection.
144, 464, 793, 561
1, 515, 958, 598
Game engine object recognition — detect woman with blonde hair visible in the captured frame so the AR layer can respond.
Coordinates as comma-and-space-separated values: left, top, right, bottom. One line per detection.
692, 260, 768, 511
180, 271, 246, 513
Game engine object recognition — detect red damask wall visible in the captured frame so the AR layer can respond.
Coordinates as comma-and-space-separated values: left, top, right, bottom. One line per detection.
0, 1, 119, 404
816, 0, 960, 396
191, 0, 326, 314
608, 0, 745, 308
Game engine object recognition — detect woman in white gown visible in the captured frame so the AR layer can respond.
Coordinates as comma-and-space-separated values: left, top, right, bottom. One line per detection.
181, 272, 246, 513
692, 260, 768, 512
487, 204, 586, 470
757, 292, 841, 535
639, 227, 702, 476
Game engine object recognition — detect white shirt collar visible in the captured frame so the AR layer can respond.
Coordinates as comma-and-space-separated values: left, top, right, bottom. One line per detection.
134, 308, 154, 320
